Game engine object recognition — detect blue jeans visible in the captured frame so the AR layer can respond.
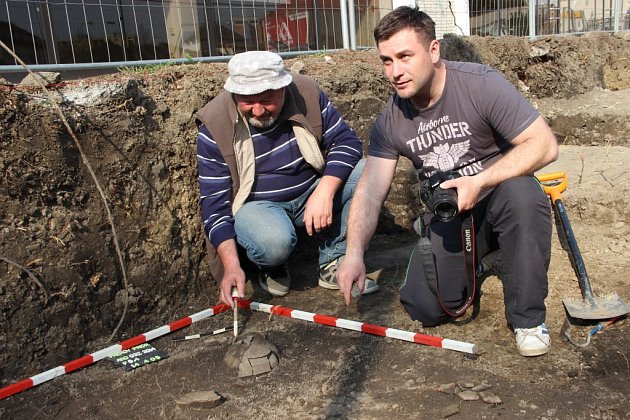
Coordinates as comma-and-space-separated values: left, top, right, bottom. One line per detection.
234, 159, 365, 270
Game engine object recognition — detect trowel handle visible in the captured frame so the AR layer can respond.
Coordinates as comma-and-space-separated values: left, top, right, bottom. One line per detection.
232, 287, 239, 337
536, 172, 567, 203
536, 172, 595, 302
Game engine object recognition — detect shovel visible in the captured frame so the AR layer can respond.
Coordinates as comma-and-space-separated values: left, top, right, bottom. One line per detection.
537, 172, 630, 320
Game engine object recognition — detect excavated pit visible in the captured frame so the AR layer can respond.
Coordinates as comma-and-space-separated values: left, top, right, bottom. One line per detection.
1, 32, 629, 419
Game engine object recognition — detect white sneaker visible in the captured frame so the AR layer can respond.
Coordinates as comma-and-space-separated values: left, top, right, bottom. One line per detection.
514, 323, 551, 357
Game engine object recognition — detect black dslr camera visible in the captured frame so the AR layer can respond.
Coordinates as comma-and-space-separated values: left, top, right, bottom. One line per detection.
420, 170, 461, 222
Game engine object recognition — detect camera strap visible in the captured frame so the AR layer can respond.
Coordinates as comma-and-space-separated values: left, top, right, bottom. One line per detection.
417, 214, 477, 318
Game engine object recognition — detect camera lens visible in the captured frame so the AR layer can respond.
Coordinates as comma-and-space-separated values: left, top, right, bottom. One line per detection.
433, 188, 459, 222
434, 200, 458, 222
419, 171, 461, 223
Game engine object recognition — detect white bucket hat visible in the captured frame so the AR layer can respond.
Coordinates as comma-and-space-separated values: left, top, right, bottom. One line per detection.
224, 51, 293, 95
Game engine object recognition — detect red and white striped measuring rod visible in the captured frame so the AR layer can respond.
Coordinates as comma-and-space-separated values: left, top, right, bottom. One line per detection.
0, 303, 231, 400
240, 300, 479, 355
1, 299, 479, 401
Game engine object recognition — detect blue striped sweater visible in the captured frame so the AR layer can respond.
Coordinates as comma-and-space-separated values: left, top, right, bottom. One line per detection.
197, 90, 362, 249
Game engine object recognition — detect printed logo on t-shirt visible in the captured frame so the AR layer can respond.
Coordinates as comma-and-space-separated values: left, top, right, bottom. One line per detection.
405, 115, 484, 175
421, 141, 469, 172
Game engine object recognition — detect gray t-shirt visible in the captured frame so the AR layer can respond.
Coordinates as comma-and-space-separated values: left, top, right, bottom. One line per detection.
369, 60, 539, 182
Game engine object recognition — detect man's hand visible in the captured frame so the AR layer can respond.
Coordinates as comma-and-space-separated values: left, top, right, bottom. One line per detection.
440, 174, 485, 213
219, 265, 246, 307
339, 156, 397, 305
336, 254, 366, 305
303, 175, 342, 236
439, 116, 559, 213
217, 239, 245, 307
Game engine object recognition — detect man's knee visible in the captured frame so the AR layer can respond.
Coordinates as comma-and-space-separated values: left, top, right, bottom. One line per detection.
400, 300, 447, 327
400, 284, 448, 327
351, 158, 366, 178
240, 233, 295, 268
492, 177, 550, 221
344, 158, 366, 190
234, 201, 297, 267
498, 177, 547, 204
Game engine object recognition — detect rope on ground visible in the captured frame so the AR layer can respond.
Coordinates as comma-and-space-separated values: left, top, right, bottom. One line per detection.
561, 316, 623, 348
0, 256, 48, 303
0, 40, 129, 342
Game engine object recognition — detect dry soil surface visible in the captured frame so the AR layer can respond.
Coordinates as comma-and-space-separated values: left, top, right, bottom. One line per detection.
1, 33, 630, 419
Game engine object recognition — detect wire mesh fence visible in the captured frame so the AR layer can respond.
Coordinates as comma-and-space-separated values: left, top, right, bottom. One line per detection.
0, 0, 395, 67
469, 0, 630, 36
0, 0, 628, 69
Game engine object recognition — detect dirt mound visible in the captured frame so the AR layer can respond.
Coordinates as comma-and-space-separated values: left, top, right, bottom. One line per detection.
1, 33, 629, 418
443, 32, 630, 96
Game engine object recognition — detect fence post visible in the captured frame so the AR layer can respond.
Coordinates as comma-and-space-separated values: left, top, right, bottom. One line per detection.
613, 0, 621, 32
529, 0, 536, 39
348, 0, 357, 50
340, 0, 350, 49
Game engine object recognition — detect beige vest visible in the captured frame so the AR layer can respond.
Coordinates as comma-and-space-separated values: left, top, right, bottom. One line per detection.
196, 73, 326, 214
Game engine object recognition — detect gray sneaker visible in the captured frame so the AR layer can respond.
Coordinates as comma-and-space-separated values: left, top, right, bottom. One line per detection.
258, 264, 291, 296
318, 258, 379, 295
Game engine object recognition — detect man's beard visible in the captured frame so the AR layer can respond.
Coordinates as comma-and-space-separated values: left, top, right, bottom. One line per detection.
248, 115, 276, 128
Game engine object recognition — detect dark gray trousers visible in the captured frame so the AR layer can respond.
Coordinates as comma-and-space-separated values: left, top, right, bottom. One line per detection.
400, 176, 552, 329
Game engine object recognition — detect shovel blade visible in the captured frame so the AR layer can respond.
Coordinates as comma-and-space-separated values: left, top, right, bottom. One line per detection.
563, 292, 630, 320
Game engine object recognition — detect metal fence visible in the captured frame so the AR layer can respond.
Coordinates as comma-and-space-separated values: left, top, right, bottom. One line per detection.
469, 0, 630, 36
0, 0, 393, 70
0, 0, 628, 71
